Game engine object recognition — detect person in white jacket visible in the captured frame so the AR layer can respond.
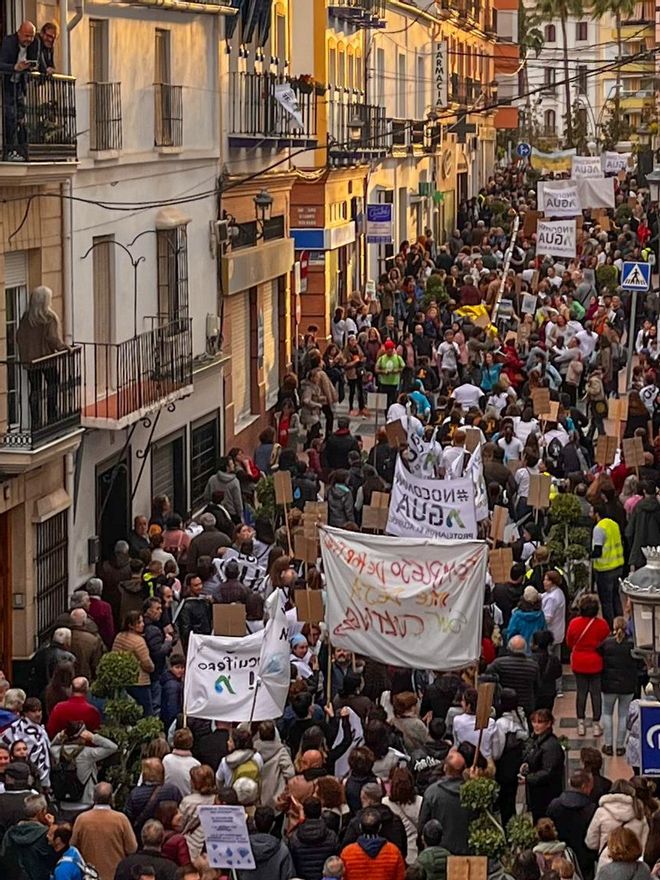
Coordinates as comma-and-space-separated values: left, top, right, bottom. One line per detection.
585, 781, 649, 871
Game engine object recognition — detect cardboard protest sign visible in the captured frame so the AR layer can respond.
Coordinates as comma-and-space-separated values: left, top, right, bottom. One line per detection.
273, 469, 293, 505
608, 396, 629, 422
596, 435, 618, 467
489, 547, 513, 583
213, 604, 246, 637
464, 427, 482, 453
490, 505, 508, 542
529, 473, 551, 509
385, 420, 407, 447
531, 388, 551, 416
319, 525, 487, 669
367, 392, 388, 412
371, 491, 390, 509
475, 682, 496, 730
362, 505, 389, 531
294, 589, 324, 623
623, 436, 645, 468
294, 533, 319, 564
447, 857, 488, 880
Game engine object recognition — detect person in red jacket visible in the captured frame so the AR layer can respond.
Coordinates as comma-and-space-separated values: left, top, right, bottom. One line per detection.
46, 677, 101, 738
566, 593, 610, 740
340, 807, 406, 880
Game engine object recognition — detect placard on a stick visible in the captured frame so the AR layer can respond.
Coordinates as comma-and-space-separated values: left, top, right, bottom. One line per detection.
447, 857, 488, 880
529, 473, 551, 509
367, 392, 388, 412
385, 420, 407, 447
531, 388, 551, 417
490, 505, 508, 542
596, 435, 618, 467
371, 491, 390, 509
362, 505, 389, 532
608, 396, 629, 423
294, 589, 324, 623
464, 427, 481, 453
304, 501, 328, 523
475, 682, 496, 730
489, 547, 513, 583
273, 469, 293, 505
294, 533, 319, 564
622, 436, 645, 468
213, 603, 246, 637
542, 400, 560, 422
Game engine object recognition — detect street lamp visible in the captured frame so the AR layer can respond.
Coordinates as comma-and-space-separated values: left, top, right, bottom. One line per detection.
253, 190, 273, 226
646, 168, 660, 203
621, 547, 660, 699
348, 113, 365, 145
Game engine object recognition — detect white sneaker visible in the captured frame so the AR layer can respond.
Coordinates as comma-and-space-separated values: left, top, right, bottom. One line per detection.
593, 722, 603, 737
577, 720, 586, 736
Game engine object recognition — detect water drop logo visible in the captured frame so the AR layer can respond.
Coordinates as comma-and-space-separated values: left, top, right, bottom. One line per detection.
214, 674, 236, 695
446, 509, 465, 529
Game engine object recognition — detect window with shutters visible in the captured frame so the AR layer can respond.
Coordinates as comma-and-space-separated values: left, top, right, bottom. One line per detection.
231, 293, 252, 425
190, 414, 219, 510
576, 21, 588, 41
4, 252, 28, 428
36, 512, 68, 643
151, 430, 187, 518
157, 225, 189, 321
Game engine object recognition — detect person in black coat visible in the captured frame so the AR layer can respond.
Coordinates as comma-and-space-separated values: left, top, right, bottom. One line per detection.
521, 708, 565, 823
323, 418, 359, 471
600, 620, 644, 756
0, 22, 41, 158
547, 768, 597, 878
580, 747, 612, 806
531, 630, 562, 711
289, 798, 340, 880
174, 575, 212, 649
159, 659, 184, 732
143, 598, 172, 710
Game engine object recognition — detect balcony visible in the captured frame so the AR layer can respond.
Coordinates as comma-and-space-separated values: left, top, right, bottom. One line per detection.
154, 83, 183, 149
228, 72, 319, 147
120, 0, 235, 12
449, 74, 478, 106
389, 118, 437, 156
0, 348, 83, 472
77, 318, 193, 430
0, 72, 76, 178
327, 88, 389, 165
327, 0, 386, 28
89, 82, 122, 153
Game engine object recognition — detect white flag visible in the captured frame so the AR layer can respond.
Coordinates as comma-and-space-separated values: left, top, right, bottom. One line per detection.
466, 442, 489, 521
183, 593, 290, 722
274, 83, 305, 129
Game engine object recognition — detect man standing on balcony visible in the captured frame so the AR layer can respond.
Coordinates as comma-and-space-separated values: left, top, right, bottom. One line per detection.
0, 21, 39, 160
37, 22, 57, 74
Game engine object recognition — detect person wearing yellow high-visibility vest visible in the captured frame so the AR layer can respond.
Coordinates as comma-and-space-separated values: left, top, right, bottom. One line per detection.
591, 503, 624, 627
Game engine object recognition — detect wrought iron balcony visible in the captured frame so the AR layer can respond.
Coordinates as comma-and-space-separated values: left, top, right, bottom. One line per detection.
155, 83, 183, 148
389, 118, 434, 155
449, 74, 479, 106
327, 0, 386, 28
228, 72, 319, 146
78, 318, 193, 430
0, 72, 76, 162
0, 348, 82, 451
89, 82, 122, 152
327, 88, 389, 165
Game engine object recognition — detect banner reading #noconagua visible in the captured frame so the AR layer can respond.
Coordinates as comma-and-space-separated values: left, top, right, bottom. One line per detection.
536, 218, 577, 259
539, 182, 581, 217
319, 525, 487, 669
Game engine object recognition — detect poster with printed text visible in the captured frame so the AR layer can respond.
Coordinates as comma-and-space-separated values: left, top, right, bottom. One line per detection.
536, 219, 577, 258
571, 156, 604, 179
319, 525, 487, 669
540, 182, 581, 217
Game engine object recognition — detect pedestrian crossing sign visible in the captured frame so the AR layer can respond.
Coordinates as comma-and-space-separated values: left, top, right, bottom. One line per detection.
621, 261, 651, 291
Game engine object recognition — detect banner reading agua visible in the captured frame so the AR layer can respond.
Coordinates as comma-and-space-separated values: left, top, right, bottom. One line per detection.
183, 595, 290, 722
319, 525, 487, 669
387, 457, 477, 540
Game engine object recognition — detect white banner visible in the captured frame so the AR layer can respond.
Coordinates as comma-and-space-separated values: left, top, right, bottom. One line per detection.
603, 151, 631, 174
465, 443, 489, 522
536, 218, 577, 258
539, 182, 581, 217
387, 458, 477, 540
538, 178, 614, 210
572, 155, 604, 179
319, 525, 487, 669
183, 594, 290, 722
274, 83, 305, 128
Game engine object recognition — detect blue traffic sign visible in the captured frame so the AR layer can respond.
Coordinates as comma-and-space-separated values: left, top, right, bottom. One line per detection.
621, 260, 651, 291
641, 702, 660, 775
516, 143, 531, 158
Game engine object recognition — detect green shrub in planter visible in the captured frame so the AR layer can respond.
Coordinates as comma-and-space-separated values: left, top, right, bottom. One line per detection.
468, 815, 507, 859
596, 264, 619, 293
506, 813, 538, 850
422, 275, 448, 310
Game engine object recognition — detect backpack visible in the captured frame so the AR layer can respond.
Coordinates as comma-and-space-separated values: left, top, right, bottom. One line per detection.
60, 853, 100, 880
51, 745, 86, 802
230, 756, 261, 789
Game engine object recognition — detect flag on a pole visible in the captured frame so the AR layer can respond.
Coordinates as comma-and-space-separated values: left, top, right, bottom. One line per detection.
274, 83, 304, 129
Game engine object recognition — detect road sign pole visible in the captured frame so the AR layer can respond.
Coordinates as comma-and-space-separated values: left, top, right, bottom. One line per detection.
626, 289, 638, 389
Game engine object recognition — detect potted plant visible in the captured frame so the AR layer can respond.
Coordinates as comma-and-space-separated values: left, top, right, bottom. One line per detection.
546, 493, 591, 599
460, 777, 506, 859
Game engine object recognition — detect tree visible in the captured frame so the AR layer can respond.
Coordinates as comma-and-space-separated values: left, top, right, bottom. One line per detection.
591, 0, 637, 146
518, 3, 545, 141
536, 0, 585, 146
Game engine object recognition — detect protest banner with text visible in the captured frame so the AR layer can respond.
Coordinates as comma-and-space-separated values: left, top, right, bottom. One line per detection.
319, 525, 487, 669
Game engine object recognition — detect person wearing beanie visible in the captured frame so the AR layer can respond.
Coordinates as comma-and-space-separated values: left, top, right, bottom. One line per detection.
505, 586, 547, 654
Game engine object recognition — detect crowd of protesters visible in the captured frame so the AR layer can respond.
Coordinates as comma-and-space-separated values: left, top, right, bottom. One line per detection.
1, 163, 660, 880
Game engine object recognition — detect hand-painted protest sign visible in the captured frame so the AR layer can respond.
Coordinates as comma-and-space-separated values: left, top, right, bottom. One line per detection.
319, 525, 487, 669
540, 182, 581, 217
183, 593, 290, 721
387, 458, 477, 540
198, 805, 255, 870
536, 219, 577, 259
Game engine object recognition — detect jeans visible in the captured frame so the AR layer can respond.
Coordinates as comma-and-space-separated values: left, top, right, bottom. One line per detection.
150, 679, 162, 715
602, 692, 633, 749
348, 377, 365, 412
127, 684, 154, 717
379, 383, 398, 412
595, 567, 623, 627
575, 672, 602, 721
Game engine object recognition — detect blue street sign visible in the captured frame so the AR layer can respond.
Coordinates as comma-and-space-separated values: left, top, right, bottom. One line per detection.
640, 702, 660, 775
366, 203, 393, 245
621, 260, 651, 291
516, 143, 531, 159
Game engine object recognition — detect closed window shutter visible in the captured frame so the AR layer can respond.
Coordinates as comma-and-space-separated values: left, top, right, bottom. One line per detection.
231, 293, 251, 424
4, 252, 27, 287
263, 281, 279, 408
152, 442, 175, 502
